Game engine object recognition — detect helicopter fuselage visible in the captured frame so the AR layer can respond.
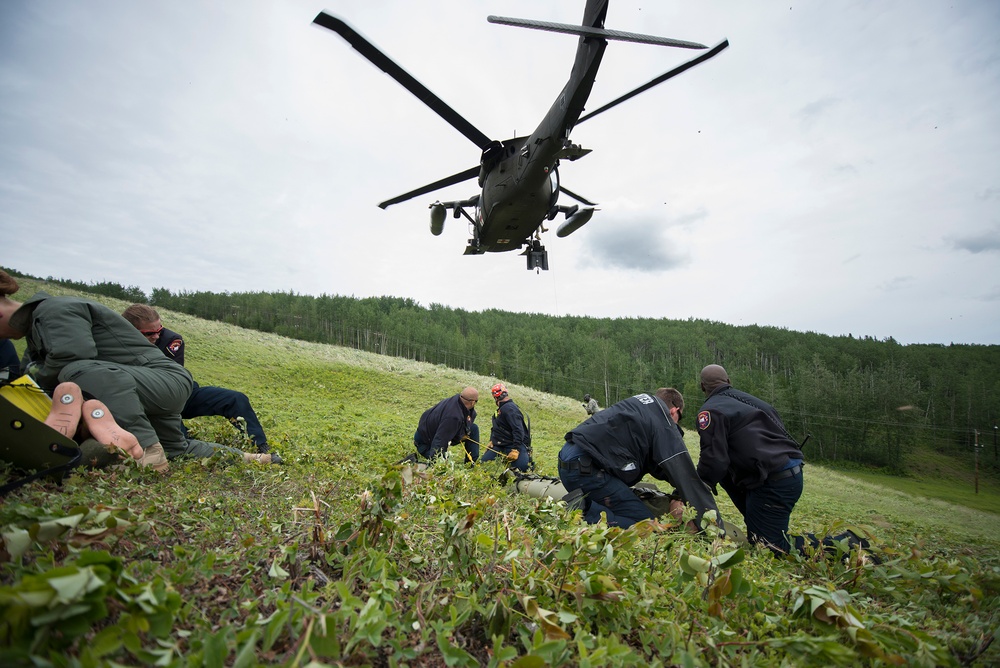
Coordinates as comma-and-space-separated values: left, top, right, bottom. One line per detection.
474, 22, 607, 255
315, 0, 726, 270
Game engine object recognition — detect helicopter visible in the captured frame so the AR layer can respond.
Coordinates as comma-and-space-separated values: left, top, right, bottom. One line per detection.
313, 1, 728, 270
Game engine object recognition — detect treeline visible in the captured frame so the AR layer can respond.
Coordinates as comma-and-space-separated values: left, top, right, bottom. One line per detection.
10, 268, 1000, 474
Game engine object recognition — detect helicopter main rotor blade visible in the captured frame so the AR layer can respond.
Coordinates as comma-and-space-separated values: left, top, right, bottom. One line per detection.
488, 16, 707, 50
559, 186, 597, 207
314, 12, 493, 150
378, 165, 480, 209
577, 39, 730, 125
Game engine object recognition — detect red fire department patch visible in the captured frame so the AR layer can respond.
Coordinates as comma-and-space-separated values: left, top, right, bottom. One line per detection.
166, 339, 183, 356
697, 410, 711, 430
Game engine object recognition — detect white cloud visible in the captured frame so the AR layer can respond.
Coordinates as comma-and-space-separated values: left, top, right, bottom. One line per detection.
1, 0, 999, 345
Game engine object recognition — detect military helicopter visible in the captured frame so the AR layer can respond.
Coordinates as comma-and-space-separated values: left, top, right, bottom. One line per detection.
314, 1, 727, 270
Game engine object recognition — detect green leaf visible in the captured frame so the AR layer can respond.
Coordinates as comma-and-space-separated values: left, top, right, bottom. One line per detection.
203, 627, 230, 666
232, 630, 260, 668
2, 529, 31, 560
713, 548, 745, 569
89, 626, 124, 658
679, 553, 711, 575
268, 558, 289, 580
436, 632, 478, 667
310, 618, 341, 657
47, 570, 102, 604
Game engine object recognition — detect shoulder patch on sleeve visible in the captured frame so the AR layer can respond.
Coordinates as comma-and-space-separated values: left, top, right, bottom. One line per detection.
697, 410, 711, 430
166, 339, 183, 356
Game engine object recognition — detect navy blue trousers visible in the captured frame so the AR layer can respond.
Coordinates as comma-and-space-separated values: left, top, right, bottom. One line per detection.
414, 423, 480, 462
722, 472, 803, 553
182, 383, 268, 451
557, 442, 654, 528
723, 469, 853, 556
481, 442, 532, 472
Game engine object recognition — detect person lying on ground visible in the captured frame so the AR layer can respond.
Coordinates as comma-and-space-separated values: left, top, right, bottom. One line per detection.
0, 270, 187, 472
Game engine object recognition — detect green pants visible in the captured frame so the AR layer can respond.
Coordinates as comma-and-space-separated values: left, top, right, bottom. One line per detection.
165, 438, 245, 460
58, 357, 192, 453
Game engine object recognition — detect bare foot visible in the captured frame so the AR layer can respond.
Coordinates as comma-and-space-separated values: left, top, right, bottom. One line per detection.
81, 399, 143, 460
45, 382, 83, 438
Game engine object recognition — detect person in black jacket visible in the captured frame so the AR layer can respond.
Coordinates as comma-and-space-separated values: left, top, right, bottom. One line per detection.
122, 304, 272, 454
481, 382, 532, 472
414, 388, 481, 462
557, 388, 720, 529
696, 364, 867, 556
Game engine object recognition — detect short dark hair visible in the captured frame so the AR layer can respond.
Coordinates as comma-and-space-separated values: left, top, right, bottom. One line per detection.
654, 387, 684, 414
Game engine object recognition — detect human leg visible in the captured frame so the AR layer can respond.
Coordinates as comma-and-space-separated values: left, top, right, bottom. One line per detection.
719, 475, 748, 518
125, 360, 193, 457
744, 473, 803, 554
60, 361, 161, 448
557, 443, 654, 528
165, 437, 279, 464
183, 385, 269, 451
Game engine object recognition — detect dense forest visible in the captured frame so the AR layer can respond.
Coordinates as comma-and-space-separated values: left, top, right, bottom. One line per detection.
9, 268, 1000, 475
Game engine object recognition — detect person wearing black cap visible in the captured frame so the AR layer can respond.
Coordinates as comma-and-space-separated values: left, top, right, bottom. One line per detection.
696, 364, 815, 554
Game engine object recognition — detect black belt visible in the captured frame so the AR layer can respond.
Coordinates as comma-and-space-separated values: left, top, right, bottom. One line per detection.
769, 464, 802, 481
558, 455, 594, 474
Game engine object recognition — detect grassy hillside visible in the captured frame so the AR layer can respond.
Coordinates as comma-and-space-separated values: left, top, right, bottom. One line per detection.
1, 282, 999, 666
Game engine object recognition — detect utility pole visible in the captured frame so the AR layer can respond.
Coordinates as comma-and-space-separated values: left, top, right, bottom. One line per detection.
973, 430, 981, 495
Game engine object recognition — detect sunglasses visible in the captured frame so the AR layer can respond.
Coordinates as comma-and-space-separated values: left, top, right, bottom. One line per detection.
141, 325, 164, 336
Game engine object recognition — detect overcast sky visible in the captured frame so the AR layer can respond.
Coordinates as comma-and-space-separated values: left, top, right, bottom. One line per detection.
2, 1, 998, 345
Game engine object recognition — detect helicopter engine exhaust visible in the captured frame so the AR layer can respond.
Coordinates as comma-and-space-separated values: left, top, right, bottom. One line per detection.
556, 207, 595, 237
429, 202, 446, 236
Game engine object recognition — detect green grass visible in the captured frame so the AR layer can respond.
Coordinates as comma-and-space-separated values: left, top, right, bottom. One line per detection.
821, 446, 1000, 515
1, 280, 999, 667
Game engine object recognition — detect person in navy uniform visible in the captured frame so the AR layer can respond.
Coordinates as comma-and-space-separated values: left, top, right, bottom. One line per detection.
481, 382, 533, 472
696, 364, 869, 556
557, 388, 719, 529
122, 304, 272, 454
414, 387, 480, 462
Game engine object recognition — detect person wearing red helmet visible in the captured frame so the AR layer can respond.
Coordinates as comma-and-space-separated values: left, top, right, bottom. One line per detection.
481, 382, 533, 472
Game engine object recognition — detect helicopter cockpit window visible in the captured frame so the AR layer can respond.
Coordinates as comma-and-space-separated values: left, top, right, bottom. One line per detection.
481, 141, 504, 168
